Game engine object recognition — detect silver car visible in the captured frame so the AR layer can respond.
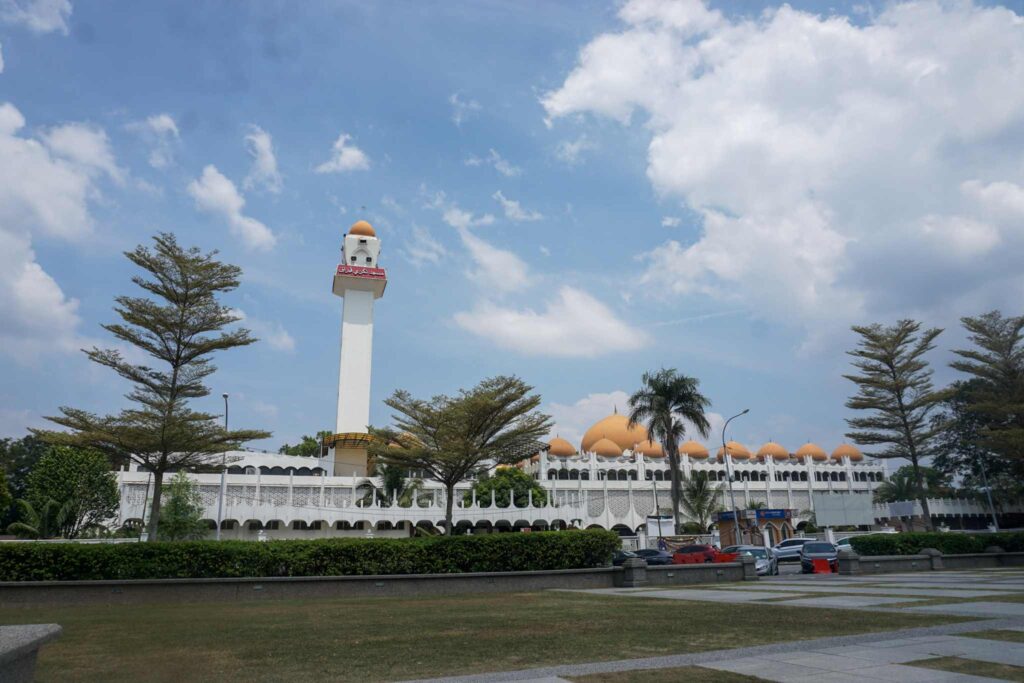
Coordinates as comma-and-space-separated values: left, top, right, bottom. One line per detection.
772, 537, 811, 562
733, 545, 778, 575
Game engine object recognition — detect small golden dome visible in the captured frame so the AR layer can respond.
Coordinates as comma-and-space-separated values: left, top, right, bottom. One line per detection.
717, 441, 751, 461
349, 220, 376, 237
591, 437, 623, 458
757, 442, 790, 461
581, 413, 648, 453
634, 439, 664, 457
832, 443, 864, 462
680, 440, 710, 459
796, 442, 828, 461
547, 436, 577, 458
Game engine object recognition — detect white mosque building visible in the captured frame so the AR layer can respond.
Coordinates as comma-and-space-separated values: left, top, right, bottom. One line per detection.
114, 221, 887, 540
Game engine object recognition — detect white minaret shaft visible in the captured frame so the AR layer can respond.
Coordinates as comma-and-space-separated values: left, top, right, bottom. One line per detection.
336, 288, 375, 433
331, 220, 387, 466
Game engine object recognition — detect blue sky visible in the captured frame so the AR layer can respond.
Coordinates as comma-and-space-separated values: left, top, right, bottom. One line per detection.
2, 0, 1023, 457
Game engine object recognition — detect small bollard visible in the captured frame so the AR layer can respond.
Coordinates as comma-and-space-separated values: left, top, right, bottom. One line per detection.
740, 554, 757, 581
838, 548, 861, 575
920, 547, 944, 570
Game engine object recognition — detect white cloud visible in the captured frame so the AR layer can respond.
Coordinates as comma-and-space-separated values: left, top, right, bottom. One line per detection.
401, 225, 446, 267
493, 190, 542, 222
187, 165, 276, 251
441, 205, 494, 231
454, 286, 649, 357
41, 123, 124, 185
544, 0, 1024, 329
539, 245, 551, 257
315, 133, 369, 174
457, 227, 529, 293
554, 135, 595, 165
465, 149, 521, 177
0, 40, 5, 73
127, 113, 179, 169
661, 216, 681, 228
231, 309, 294, 352
0, 103, 112, 361
449, 92, 481, 127
243, 125, 282, 193
0, 0, 71, 34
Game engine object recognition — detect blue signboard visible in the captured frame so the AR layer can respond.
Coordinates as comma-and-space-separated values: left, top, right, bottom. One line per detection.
716, 509, 790, 522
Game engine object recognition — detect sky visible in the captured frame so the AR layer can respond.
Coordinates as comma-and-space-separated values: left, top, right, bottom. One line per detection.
1, 0, 1023, 459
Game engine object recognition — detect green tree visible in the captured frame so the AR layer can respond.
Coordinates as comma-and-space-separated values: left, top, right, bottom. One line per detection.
950, 311, 1024, 462
356, 463, 426, 507
627, 369, 712, 534
159, 471, 207, 541
0, 435, 49, 527
464, 467, 547, 508
678, 471, 721, 532
18, 446, 119, 538
279, 431, 333, 457
6, 499, 67, 539
844, 320, 947, 530
0, 469, 12, 521
873, 465, 952, 504
369, 376, 551, 534
35, 234, 270, 541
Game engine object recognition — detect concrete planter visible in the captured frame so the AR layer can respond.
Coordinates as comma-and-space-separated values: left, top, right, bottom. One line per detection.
0, 624, 61, 682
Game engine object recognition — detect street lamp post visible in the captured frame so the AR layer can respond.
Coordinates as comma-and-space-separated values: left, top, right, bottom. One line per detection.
722, 409, 749, 546
215, 393, 229, 541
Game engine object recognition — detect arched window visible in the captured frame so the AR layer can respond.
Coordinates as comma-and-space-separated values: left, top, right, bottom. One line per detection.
547, 469, 557, 480
569, 470, 579, 480
645, 471, 653, 480
557, 469, 569, 480
628, 470, 637, 481
580, 471, 590, 480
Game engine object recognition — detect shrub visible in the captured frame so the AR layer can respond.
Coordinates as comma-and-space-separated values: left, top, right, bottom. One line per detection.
849, 531, 1024, 556
0, 529, 620, 582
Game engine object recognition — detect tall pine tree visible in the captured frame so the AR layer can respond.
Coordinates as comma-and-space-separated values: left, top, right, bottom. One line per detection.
36, 234, 269, 540
844, 320, 947, 531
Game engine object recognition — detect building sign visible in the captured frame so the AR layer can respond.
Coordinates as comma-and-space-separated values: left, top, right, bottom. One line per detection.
717, 509, 792, 522
336, 265, 387, 279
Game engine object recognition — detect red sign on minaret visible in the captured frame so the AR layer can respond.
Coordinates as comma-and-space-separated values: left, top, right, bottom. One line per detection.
336, 265, 387, 280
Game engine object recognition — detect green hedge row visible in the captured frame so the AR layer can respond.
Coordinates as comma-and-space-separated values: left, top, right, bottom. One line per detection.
849, 532, 1024, 557
0, 529, 621, 582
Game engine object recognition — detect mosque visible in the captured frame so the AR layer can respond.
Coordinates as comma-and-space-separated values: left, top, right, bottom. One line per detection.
114, 221, 886, 540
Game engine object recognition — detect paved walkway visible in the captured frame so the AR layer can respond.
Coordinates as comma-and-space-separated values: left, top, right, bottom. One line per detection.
408, 569, 1024, 682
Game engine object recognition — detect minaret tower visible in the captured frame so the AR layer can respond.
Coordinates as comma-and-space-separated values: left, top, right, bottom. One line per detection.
329, 220, 387, 476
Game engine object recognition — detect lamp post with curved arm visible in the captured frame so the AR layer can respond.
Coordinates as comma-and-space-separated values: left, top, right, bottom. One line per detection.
722, 408, 749, 545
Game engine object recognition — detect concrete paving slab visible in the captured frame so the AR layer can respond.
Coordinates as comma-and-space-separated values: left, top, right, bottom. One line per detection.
777, 595, 925, 608
787, 671, 872, 682
630, 588, 798, 602
912, 601, 1024, 618
765, 652, 871, 671
854, 664, 1002, 682
704, 657, 827, 679
722, 584, 1005, 598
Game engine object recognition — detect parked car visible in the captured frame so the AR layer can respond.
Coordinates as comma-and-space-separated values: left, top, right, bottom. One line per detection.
672, 544, 719, 564
612, 550, 638, 566
732, 545, 779, 576
633, 548, 674, 565
836, 537, 852, 550
772, 538, 811, 562
800, 541, 839, 573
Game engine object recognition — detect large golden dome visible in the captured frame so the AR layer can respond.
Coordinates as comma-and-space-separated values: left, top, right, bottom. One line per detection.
590, 437, 623, 458
795, 442, 828, 461
832, 443, 864, 462
349, 220, 376, 237
547, 436, 577, 458
757, 442, 790, 461
634, 439, 664, 457
680, 440, 710, 459
581, 413, 648, 453
716, 441, 751, 461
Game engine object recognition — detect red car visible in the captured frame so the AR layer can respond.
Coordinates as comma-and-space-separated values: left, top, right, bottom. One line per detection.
672, 544, 720, 564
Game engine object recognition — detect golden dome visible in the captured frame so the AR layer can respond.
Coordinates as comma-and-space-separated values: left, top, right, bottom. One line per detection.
590, 437, 623, 458
349, 220, 376, 237
547, 436, 577, 458
795, 442, 828, 461
634, 439, 664, 457
757, 442, 790, 461
680, 440, 710, 459
716, 441, 751, 461
832, 443, 864, 462
581, 413, 648, 453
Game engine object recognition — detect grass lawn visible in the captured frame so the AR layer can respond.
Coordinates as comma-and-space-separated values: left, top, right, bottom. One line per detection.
2, 591, 968, 682
965, 630, 1024, 644
909, 656, 1024, 682
567, 666, 762, 681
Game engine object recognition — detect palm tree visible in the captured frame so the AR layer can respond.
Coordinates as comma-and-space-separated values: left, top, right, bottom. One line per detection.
678, 471, 722, 531
6, 498, 72, 539
628, 369, 712, 534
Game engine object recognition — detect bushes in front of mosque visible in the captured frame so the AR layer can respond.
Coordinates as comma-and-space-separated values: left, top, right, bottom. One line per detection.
849, 531, 1024, 557
0, 528, 621, 581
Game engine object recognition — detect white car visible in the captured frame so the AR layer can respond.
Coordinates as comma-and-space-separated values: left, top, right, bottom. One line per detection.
772, 538, 811, 562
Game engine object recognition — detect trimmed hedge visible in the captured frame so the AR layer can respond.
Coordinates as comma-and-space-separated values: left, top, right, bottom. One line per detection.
0, 529, 621, 582
849, 531, 1024, 557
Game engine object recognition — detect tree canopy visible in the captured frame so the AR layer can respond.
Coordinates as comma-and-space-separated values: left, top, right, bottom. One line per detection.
464, 467, 547, 509
368, 375, 551, 533
159, 471, 208, 541
279, 431, 333, 457
34, 233, 269, 540
844, 319, 947, 530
